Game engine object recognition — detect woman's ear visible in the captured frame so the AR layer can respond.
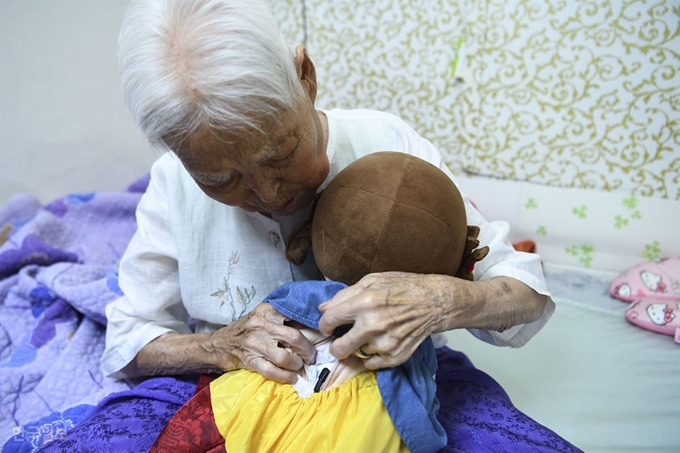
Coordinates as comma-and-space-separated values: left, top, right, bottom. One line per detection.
294, 45, 318, 103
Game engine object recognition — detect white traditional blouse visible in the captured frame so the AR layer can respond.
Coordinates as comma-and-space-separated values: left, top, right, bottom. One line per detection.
102, 109, 555, 379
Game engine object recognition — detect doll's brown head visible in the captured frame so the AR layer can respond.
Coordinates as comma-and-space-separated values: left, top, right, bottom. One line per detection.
286, 152, 488, 285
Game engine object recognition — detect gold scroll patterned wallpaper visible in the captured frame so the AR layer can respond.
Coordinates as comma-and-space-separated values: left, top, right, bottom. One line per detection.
270, 0, 680, 200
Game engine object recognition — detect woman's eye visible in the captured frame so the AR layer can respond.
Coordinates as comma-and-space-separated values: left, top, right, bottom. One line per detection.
219, 175, 239, 190
199, 174, 238, 190
268, 150, 295, 167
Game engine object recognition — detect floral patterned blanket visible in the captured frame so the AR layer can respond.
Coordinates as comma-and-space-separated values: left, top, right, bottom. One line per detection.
0, 177, 583, 453
0, 177, 149, 452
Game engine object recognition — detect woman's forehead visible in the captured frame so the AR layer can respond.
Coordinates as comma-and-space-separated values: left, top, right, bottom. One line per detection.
179, 115, 298, 164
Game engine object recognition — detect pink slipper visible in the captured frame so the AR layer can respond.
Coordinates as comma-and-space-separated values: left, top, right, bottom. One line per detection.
610, 257, 680, 302
625, 298, 680, 343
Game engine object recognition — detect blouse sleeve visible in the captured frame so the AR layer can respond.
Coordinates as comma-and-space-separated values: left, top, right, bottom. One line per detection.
414, 137, 556, 348
101, 157, 192, 379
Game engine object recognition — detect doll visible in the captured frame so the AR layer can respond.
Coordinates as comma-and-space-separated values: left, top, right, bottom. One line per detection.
151, 152, 489, 453
286, 151, 487, 284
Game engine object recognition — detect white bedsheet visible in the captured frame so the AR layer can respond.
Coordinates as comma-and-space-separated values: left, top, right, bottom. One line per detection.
444, 264, 680, 453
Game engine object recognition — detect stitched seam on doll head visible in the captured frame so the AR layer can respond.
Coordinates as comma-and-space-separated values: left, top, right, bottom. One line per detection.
367, 163, 407, 272
340, 186, 453, 228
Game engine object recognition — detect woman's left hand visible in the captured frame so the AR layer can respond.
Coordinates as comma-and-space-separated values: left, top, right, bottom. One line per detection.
318, 271, 452, 370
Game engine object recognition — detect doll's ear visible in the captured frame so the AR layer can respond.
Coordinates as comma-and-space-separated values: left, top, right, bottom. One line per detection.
285, 193, 321, 265
285, 218, 312, 265
455, 225, 490, 281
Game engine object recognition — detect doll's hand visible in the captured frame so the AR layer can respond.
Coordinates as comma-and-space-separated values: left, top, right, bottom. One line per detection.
213, 303, 317, 383
318, 272, 453, 369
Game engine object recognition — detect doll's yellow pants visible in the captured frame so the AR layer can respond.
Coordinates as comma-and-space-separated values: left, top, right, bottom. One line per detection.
211, 369, 409, 453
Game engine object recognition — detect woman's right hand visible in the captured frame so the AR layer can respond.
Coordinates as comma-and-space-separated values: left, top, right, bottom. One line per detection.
129, 303, 316, 382
212, 303, 317, 383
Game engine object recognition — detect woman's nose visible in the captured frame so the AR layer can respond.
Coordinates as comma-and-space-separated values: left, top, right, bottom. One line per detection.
247, 174, 280, 204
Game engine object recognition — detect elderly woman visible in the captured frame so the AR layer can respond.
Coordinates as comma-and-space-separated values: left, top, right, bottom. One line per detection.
84, 0, 577, 451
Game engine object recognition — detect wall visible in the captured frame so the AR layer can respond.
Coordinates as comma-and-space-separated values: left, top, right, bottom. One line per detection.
1, 0, 677, 268
274, 0, 679, 199
272, 0, 680, 271
0, 0, 157, 205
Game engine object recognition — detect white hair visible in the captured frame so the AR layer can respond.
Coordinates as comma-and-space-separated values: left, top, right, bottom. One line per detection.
119, 0, 305, 150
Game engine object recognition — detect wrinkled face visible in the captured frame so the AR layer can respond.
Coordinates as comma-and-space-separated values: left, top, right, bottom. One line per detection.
176, 100, 329, 216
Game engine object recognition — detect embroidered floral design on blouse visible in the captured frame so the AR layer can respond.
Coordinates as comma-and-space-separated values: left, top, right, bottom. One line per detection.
210, 251, 257, 322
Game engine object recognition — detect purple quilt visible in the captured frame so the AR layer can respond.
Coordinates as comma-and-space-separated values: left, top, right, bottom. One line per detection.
0, 177, 149, 451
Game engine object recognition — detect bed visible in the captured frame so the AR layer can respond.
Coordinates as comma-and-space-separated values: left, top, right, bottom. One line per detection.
0, 176, 678, 453
445, 264, 679, 452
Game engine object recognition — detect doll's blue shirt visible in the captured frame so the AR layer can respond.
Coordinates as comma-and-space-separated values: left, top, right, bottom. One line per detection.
265, 280, 447, 453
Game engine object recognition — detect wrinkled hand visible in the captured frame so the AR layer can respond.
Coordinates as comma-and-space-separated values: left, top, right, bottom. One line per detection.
212, 303, 316, 384
318, 272, 448, 370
